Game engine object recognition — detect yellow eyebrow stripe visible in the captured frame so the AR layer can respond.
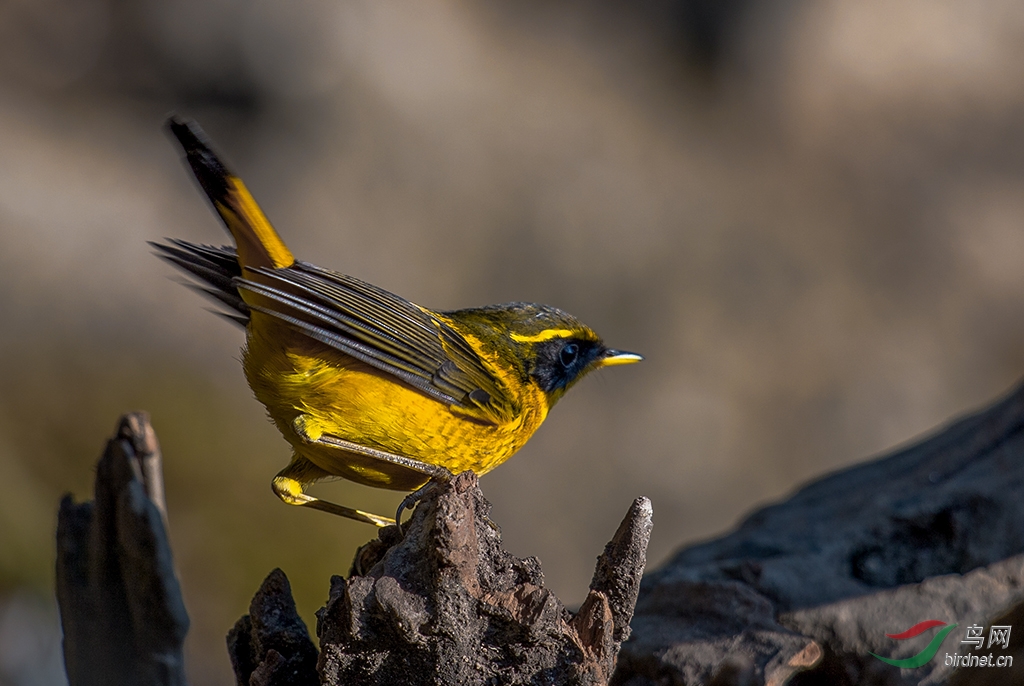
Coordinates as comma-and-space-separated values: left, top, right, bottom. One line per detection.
510, 329, 576, 343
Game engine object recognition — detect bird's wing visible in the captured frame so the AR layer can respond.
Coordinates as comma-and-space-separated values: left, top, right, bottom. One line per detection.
237, 261, 519, 425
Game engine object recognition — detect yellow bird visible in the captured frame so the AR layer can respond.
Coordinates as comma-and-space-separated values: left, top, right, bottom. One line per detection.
155, 117, 642, 527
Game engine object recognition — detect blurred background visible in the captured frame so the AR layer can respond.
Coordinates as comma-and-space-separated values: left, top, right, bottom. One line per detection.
4, 0, 1024, 683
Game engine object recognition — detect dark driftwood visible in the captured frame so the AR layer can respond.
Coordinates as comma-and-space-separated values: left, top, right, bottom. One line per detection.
56, 412, 190, 686
615, 381, 1024, 686
228, 472, 653, 685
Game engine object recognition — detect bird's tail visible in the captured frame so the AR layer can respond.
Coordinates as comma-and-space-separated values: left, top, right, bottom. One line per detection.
151, 239, 250, 326
166, 116, 294, 271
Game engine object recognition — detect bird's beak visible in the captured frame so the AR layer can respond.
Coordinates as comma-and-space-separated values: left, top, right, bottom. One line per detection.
597, 349, 644, 367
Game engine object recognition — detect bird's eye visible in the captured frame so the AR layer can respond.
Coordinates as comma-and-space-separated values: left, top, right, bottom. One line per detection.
559, 342, 579, 367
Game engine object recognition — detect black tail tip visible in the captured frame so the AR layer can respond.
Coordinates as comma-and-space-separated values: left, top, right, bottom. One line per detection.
164, 115, 233, 197
165, 115, 210, 155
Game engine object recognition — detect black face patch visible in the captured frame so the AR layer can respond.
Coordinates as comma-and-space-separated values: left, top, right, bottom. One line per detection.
531, 338, 602, 393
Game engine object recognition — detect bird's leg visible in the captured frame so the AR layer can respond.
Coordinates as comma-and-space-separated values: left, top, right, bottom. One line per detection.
271, 457, 395, 527
395, 465, 498, 533
395, 468, 453, 528
309, 434, 453, 528
283, 416, 453, 527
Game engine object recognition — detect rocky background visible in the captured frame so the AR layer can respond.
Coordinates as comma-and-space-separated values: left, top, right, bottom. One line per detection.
4, 1, 1024, 684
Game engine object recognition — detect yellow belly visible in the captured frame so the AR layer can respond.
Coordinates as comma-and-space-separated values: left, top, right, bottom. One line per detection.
241, 312, 547, 491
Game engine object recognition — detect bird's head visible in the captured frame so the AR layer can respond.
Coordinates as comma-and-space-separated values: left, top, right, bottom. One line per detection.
445, 302, 643, 408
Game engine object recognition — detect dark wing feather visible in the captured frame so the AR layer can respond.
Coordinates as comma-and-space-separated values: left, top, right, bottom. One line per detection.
238, 262, 519, 424
153, 239, 518, 424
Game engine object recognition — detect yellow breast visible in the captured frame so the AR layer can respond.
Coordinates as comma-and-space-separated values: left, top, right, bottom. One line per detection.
241, 312, 548, 491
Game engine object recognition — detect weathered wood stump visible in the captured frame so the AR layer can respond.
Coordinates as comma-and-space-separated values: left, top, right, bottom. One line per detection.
56, 412, 189, 686
228, 472, 653, 685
